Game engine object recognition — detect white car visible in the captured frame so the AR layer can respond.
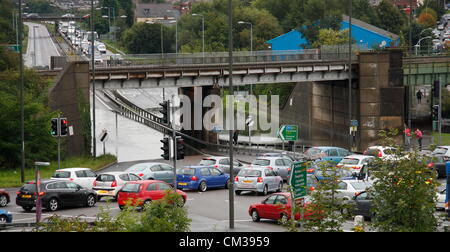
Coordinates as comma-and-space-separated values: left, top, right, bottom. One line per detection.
337, 155, 375, 174
97, 43, 107, 54
432, 146, 450, 158
51, 168, 97, 190
364, 146, 397, 160
336, 180, 371, 201
250, 157, 293, 181
199, 156, 244, 175
93, 172, 142, 201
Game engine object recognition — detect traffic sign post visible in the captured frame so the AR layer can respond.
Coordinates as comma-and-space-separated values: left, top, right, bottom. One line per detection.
278, 125, 299, 141
289, 161, 307, 229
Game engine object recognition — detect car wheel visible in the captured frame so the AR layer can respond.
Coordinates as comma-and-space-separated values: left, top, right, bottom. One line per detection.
225, 179, 230, 189
280, 213, 289, 224
235, 190, 241, 195
143, 199, 152, 209
86, 194, 96, 207
277, 182, 283, 192
199, 181, 207, 192
47, 198, 59, 212
0, 195, 7, 207
0, 215, 7, 224
262, 185, 268, 196
251, 209, 260, 222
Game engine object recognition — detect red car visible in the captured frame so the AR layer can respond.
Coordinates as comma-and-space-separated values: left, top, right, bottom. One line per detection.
0, 189, 10, 207
248, 192, 314, 222
117, 180, 187, 210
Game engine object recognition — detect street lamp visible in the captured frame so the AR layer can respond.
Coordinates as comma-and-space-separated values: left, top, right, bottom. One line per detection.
237, 21, 253, 53
169, 20, 178, 54
415, 36, 432, 55
192, 13, 205, 60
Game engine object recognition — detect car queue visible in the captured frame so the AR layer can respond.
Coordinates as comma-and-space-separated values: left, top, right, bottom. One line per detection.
2, 144, 448, 227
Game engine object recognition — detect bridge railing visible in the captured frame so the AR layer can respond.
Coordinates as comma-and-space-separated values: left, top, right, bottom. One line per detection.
95, 49, 362, 69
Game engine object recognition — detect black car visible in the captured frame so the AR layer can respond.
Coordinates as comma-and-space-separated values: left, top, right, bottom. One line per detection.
16, 180, 97, 212
428, 155, 448, 178
350, 191, 373, 220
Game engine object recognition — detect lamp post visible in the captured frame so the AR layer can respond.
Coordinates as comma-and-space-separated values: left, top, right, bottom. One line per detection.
169, 20, 178, 54
192, 13, 205, 60
91, 0, 97, 158
415, 36, 432, 55
237, 21, 253, 53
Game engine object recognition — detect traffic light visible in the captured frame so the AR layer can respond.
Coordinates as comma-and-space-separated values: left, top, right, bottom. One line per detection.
176, 137, 185, 160
159, 100, 170, 125
51, 118, 59, 136
432, 105, 439, 121
161, 137, 170, 160
60, 118, 68, 136
433, 81, 440, 98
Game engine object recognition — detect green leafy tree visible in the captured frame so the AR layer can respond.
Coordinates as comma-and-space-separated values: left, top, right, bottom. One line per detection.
369, 129, 440, 232
120, 22, 175, 54
312, 28, 349, 48
374, 0, 406, 35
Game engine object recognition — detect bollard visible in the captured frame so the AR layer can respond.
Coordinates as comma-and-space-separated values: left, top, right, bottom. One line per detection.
353, 215, 365, 232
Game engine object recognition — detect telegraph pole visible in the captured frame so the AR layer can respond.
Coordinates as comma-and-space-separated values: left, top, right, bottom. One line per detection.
228, 0, 235, 230
91, 0, 97, 157
18, 0, 25, 183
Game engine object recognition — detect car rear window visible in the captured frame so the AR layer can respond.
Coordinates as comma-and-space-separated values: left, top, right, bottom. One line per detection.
432, 147, 448, 155
96, 174, 115, 182
200, 159, 216, 166
178, 168, 196, 176
350, 182, 369, 191
20, 183, 38, 192
52, 171, 71, 178
238, 169, 262, 177
306, 148, 321, 155
365, 149, 380, 156
121, 183, 141, 193
340, 158, 359, 165
252, 159, 270, 166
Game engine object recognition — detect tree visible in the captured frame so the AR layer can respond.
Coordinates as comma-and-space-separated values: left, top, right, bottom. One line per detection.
374, 0, 406, 35
120, 22, 174, 54
297, 0, 344, 48
369, 129, 440, 232
418, 12, 437, 28
312, 29, 349, 48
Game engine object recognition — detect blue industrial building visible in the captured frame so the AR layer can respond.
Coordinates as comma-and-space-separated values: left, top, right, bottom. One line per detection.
267, 15, 400, 50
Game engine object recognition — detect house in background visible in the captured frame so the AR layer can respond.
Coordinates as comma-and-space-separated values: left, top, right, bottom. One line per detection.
134, 3, 180, 25
266, 15, 400, 51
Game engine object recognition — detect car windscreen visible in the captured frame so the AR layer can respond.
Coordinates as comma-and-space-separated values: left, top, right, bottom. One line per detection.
121, 183, 141, 193
199, 159, 216, 166
350, 182, 369, 191
52, 171, 71, 178
20, 183, 38, 193
96, 174, 115, 182
126, 165, 146, 172
252, 159, 270, 166
432, 147, 448, 155
177, 168, 196, 176
306, 148, 321, 155
340, 158, 360, 165
365, 149, 380, 156
238, 169, 262, 177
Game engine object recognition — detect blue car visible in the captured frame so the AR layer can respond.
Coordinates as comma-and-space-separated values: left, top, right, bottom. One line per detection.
0, 209, 13, 224
305, 146, 352, 162
176, 166, 230, 192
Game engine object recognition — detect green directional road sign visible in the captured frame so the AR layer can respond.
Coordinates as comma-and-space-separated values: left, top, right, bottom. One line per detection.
289, 161, 307, 200
278, 125, 298, 141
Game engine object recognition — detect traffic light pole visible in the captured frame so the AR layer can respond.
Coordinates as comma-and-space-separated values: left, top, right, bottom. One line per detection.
172, 129, 177, 192
58, 115, 61, 170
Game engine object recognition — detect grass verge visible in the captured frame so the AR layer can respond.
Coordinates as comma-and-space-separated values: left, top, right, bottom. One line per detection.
0, 154, 117, 188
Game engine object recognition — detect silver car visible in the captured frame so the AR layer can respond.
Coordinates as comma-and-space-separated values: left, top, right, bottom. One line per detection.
336, 180, 371, 201
250, 157, 293, 181
93, 172, 142, 201
125, 162, 175, 184
199, 156, 244, 176
234, 168, 283, 196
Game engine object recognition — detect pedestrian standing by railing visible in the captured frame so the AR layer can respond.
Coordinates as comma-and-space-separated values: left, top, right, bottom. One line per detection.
404, 127, 411, 149
415, 128, 423, 150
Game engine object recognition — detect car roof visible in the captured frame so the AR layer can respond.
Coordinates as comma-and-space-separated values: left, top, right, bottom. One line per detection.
342, 154, 373, 159
55, 168, 92, 172
202, 156, 227, 160
183, 166, 213, 169
98, 171, 133, 176
129, 162, 165, 167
